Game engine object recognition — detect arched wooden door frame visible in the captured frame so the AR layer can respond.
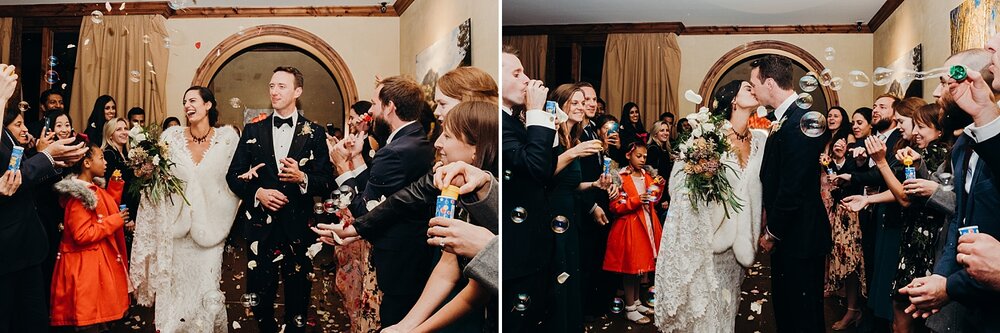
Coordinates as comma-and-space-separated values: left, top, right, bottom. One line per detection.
190, 24, 358, 119
697, 40, 838, 111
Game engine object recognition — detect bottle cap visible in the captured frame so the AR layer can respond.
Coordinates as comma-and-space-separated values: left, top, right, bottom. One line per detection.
903, 156, 913, 167
441, 185, 460, 199
950, 65, 968, 81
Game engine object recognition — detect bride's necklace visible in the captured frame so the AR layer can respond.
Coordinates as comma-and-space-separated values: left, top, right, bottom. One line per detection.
190, 128, 212, 144
731, 128, 751, 142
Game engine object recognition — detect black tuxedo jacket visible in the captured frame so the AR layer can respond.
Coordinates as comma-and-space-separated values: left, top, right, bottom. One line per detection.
502, 111, 556, 279
0, 131, 59, 275
343, 122, 434, 249
760, 103, 832, 258
226, 115, 333, 243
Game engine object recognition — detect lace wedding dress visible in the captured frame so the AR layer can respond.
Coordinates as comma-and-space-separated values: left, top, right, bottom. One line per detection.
654, 129, 766, 333
130, 126, 240, 333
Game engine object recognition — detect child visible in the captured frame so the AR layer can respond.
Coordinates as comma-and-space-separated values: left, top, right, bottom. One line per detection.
605, 144, 663, 324
51, 144, 131, 332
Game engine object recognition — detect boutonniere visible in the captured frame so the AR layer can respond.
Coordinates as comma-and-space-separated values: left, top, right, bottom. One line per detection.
768, 118, 785, 136
300, 122, 314, 136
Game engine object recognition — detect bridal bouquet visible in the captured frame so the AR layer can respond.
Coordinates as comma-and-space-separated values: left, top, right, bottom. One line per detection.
126, 125, 189, 205
674, 107, 742, 217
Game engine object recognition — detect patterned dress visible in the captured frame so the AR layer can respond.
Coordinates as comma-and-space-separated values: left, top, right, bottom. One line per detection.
335, 241, 382, 332
821, 173, 867, 295
890, 143, 950, 295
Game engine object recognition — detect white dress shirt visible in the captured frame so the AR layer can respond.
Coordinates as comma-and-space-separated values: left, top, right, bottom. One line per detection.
772, 93, 798, 122
271, 110, 308, 194
962, 115, 1000, 192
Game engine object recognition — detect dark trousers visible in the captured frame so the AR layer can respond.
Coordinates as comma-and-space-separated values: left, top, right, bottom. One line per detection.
370, 246, 434, 327
771, 249, 826, 333
0, 265, 48, 333
247, 239, 313, 333
579, 218, 614, 318
502, 273, 552, 333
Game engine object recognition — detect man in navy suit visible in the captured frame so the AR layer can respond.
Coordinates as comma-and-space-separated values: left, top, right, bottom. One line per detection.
500, 46, 557, 332
899, 35, 1000, 331
329, 75, 435, 326
752, 55, 831, 332
226, 66, 333, 333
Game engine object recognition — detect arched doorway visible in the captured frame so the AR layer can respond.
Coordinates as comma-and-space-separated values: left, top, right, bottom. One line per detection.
698, 40, 838, 113
190, 25, 358, 131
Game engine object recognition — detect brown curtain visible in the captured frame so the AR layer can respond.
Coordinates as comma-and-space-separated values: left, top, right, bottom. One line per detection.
0, 18, 12, 64
601, 32, 681, 130
70, 15, 169, 131
502, 35, 547, 82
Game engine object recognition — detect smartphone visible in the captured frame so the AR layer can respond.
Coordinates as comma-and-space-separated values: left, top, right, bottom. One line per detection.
608, 122, 620, 135
43, 117, 52, 133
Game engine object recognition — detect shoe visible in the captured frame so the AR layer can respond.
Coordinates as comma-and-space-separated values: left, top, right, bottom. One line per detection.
625, 310, 651, 324
632, 301, 654, 316
831, 307, 862, 331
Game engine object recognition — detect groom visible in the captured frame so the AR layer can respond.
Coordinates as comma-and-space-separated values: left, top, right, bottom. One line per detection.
227, 66, 333, 333
751, 55, 831, 332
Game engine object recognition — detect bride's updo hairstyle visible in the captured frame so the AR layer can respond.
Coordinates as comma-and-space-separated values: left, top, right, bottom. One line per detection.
184, 86, 220, 127
710, 80, 743, 120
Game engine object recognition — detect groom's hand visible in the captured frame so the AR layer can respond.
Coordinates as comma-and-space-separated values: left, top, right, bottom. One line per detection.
759, 234, 775, 253
256, 188, 288, 211
278, 158, 305, 184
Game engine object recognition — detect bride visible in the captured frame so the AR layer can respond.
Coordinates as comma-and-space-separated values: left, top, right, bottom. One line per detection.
130, 86, 240, 332
654, 80, 766, 332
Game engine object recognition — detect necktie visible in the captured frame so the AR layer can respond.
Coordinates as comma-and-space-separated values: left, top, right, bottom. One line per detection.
274, 117, 293, 128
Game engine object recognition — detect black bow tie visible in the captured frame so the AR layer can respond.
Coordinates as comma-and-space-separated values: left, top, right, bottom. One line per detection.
273, 116, 293, 128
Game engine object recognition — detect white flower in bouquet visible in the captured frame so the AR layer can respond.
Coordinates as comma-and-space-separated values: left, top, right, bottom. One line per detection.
128, 126, 142, 139
152, 155, 161, 166
702, 122, 716, 133
696, 108, 711, 122
722, 121, 733, 131
691, 126, 704, 138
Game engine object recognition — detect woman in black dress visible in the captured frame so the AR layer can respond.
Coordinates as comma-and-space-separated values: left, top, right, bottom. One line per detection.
101, 117, 138, 257
618, 102, 647, 152
83, 95, 116, 145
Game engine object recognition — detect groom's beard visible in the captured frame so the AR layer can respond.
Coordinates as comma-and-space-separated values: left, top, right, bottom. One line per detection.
872, 118, 892, 132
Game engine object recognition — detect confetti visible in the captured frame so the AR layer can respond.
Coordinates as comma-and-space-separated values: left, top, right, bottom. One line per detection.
247, 260, 257, 270
306, 242, 323, 260
195, 41, 201, 49
265, 215, 272, 224
119, 2, 125, 10
105, 1, 112, 12
67, 44, 76, 49
556, 272, 569, 284
232, 321, 241, 329
250, 241, 258, 255
272, 254, 284, 262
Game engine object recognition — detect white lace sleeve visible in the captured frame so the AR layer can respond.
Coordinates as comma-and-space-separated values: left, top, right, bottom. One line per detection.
654, 161, 721, 332
129, 127, 186, 306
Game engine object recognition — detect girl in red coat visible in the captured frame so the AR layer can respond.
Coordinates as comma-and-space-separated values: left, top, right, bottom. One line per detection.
605, 144, 663, 324
51, 143, 131, 331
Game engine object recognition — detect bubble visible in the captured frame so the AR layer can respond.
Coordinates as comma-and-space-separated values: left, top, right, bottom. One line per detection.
799, 75, 819, 92
800, 111, 828, 138
900, 70, 917, 84
202, 290, 225, 314
829, 77, 844, 91
163, 37, 172, 49
237, 26, 246, 36
168, 0, 187, 10
90, 10, 104, 24
795, 93, 813, 110
240, 293, 259, 307
872, 67, 894, 86
129, 70, 140, 83
17, 101, 30, 112
230, 97, 243, 109
48, 56, 58, 67
503, 170, 511, 181
551, 215, 569, 234
684, 89, 703, 104
647, 286, 656, 306
819, 68, 833, 86
511, 207, 526, 223
83, 38, 91, 46
756, 106, 768, 118
610, 297, 625, 314
313, 202, 324, 215
294, 315, 305, 327
338, 184, 356, 202
142, 34, 151, 44
44, 70, 60, 84
824, 47, 836, 61
514, 293, 531, 312
848, 70, 870, 87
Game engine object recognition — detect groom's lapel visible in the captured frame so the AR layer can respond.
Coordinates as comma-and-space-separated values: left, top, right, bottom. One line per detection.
287, 117, 310, 160
259, 118, 278, 172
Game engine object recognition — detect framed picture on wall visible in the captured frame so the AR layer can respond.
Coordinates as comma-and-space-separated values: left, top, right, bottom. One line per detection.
415, 18, 472, 105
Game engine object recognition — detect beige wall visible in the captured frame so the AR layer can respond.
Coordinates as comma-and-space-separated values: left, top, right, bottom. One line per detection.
677, 34, 873, 117
873, 0, 964, 100
399, 0, 499, 81
162, 17, 399, 122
